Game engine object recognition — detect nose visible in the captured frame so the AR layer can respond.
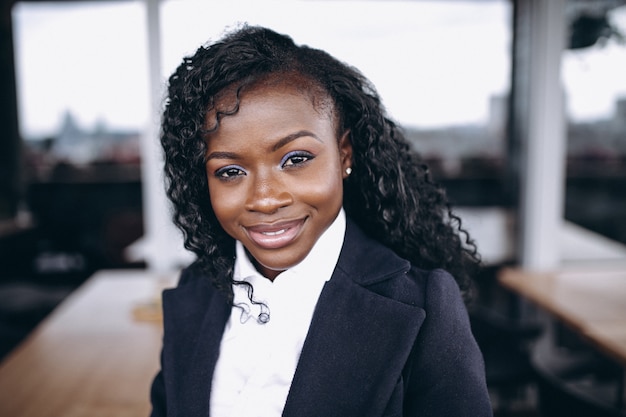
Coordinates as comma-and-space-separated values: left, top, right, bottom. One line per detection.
244, 172, 293, 214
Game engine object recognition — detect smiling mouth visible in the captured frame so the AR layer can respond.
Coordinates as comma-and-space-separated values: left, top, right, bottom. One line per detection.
245, 218, 305, 249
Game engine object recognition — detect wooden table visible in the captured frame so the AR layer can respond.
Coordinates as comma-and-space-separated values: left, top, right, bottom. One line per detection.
499, 265, 626, 367
0, 270, 177, 417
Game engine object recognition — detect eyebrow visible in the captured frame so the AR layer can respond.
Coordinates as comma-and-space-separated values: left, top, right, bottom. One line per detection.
206, 151, 240, 161
271, 130, 322, 152
206, 130, 322, 161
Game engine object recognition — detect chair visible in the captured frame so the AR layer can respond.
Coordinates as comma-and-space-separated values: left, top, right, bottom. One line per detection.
470, 303, 543, 415
534, 364, 625, 417
470, 266, 544, 415
532, 328, 626, 417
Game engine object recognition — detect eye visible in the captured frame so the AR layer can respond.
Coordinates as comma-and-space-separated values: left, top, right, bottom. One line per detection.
215, 165, 246, 180
281, 151, 314, 168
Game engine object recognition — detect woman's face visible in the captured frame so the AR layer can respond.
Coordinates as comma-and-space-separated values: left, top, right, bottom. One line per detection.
205, 82, 352, 280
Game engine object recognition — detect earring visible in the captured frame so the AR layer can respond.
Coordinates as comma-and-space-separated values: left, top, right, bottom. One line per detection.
345, 167, 352, 176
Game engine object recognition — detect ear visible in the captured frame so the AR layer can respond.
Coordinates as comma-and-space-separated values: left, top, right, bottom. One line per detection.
338, 130, 353, 179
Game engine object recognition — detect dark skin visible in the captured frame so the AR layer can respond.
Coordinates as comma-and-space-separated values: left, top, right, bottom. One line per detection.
205, 81, 352, 280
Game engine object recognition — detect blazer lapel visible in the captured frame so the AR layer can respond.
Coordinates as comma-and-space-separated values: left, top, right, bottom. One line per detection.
161, 275, 231, 417
283, 222, 426, 417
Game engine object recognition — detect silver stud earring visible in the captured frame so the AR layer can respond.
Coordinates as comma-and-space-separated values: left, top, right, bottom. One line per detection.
345, 167, 352, 176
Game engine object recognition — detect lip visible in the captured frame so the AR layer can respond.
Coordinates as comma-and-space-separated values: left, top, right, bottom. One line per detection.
244, 218, 306, 250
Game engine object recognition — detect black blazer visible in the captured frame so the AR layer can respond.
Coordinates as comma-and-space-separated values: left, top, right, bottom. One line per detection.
150, 220, 492, 417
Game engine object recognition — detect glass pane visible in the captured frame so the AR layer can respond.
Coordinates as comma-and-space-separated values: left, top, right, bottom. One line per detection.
13, 1, 148, 169
563, 4, 626, 245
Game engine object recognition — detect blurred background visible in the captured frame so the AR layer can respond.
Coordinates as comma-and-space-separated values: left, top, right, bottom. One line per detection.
0, 0, 625, 415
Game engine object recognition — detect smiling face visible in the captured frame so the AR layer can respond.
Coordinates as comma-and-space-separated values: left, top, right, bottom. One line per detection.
204, 79, 352, 280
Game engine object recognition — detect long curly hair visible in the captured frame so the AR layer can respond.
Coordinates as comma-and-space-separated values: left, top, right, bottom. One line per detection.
161, 25, 481, 302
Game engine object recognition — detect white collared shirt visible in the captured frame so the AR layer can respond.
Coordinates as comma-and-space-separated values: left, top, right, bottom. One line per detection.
209, 209, 347, 417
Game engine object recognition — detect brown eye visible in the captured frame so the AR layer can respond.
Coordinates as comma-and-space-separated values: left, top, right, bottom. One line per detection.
215, 165, 246, 179
281, 151, 314, 168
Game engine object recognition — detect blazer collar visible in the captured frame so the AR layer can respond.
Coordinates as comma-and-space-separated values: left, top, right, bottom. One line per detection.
162, 219, 425, 417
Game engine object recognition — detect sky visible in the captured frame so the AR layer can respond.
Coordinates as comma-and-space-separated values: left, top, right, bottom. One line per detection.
11, 0, 626, 140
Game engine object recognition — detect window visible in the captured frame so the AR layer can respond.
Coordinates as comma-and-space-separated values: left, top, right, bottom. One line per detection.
13, 1, 148, 171
563, 4, 626, 245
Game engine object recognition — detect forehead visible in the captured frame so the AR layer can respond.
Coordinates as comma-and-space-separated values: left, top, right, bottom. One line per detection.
206, 87, 334, 152
206, 74, 335, 131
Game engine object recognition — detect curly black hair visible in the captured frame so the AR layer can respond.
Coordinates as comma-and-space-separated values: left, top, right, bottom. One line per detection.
161, 25, 480, 302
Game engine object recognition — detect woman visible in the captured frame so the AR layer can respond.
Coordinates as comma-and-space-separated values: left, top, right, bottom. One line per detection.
150, 25, 492, 417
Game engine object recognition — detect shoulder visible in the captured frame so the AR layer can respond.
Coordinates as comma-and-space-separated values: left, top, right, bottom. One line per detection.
409, 267, 465, 312
161, 262, 228, 325
403, 267, 492, 415
408, 267, 475, 354
166, 261, 223, 297
175, 261, 208, 287
339, 225, 491, 414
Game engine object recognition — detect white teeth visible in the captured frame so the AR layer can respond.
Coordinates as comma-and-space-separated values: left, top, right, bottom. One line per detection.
262, 229, 286, 236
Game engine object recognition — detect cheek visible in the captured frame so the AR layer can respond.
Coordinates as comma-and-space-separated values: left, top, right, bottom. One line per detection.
207, 180, 242, 228
297, 170, 344, 209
